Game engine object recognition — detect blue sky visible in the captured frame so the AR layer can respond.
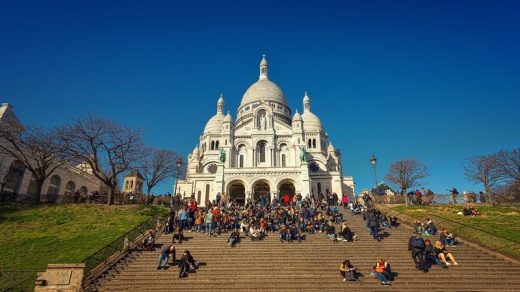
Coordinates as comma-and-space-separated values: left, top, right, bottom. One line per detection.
1, 0, 519, 195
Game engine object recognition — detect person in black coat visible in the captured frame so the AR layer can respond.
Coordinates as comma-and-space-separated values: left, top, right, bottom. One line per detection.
408, 232, 425, 271
178, 250, 197, 278
366, 213, 380, 241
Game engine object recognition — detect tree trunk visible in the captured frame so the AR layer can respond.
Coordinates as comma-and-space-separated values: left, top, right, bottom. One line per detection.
34, 180, 44, 203
107, 187, 115, 205
403, 187, 409, 205
484, 184, 494, 205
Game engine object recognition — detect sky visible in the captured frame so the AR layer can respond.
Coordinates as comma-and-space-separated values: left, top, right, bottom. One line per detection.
1, 0, 519, 195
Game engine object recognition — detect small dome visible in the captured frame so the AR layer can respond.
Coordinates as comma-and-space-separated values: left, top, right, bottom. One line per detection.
292, 110, 301, 122
223, 112, 232, 122
301, 111, 323, 132
303, 91, 310, 102
327, 142, 335, 152
204, 113, 224, 134
240, 79, 288, 107
260, 54, 268, 66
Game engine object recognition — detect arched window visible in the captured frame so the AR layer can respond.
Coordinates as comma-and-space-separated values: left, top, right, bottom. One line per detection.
239, 155, 244, 168
281, 154, 286, 167
47, 175, 62, 196
308, 139, 312, 148
313, 139, 317, 148
64, 181, 76, 196
205, 184, 210, 205
317, 182, 322, 194
130, 180, 134, 188
211, 141, 215, 150
4, 160, 25, 194
215, 141, 219, 149
258, 141, 266, 163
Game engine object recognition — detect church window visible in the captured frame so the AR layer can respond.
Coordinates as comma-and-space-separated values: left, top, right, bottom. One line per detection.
239, 155, 244, 168
313, 139, 317, 149
257, 141, 267, 163
281, 154, 286, 167
308, 139, 312, 148
215, 141, 219, 149
210, 141, 215, 150
225, 140, 228, 145
317, 182, 322, 194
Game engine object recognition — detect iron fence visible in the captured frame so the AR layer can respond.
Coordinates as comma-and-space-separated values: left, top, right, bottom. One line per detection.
0, 269, 39, 292
81, 213, 166, 290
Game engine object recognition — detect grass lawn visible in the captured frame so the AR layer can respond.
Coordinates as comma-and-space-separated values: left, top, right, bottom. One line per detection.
0, 204, 166, 270
390, 205, 520, 243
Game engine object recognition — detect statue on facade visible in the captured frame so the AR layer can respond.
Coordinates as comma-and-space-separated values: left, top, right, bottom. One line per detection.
219, 148, 226, 163
259, 114, 267, 130
299, 146, 307, 162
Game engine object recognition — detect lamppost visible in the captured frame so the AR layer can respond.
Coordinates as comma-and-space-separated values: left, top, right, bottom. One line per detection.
171, 157, 183, 206
370, 155, 378, 191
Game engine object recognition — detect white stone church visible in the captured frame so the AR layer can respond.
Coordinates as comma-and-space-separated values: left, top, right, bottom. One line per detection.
177, 56, 354, 206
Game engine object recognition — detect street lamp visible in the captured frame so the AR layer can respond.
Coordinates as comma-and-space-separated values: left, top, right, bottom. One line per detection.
171, 157, 183, 206
370, 155, 378, 190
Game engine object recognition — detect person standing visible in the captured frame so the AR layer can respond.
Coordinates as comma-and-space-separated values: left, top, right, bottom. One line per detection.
204, 210, 214, 237
366, 212, 380, 241
408, 232, 426, 271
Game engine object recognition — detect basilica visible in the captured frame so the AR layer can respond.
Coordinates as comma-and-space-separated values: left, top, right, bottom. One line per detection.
177, 56, 354, 206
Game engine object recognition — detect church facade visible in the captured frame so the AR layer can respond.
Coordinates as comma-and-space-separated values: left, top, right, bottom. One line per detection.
177, 56, 354, 206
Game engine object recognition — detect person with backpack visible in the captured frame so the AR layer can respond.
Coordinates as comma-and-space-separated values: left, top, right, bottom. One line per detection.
408, 232, 426, 271
366, 212, 380, 241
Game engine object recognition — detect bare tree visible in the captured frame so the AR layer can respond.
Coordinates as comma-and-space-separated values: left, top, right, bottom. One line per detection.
0, 125, 67, 201
57, 115, 144, 205
141, 148, 180, 196
464, 154, 502, 202
385, 159, 429, 205
497, 148, 520, 183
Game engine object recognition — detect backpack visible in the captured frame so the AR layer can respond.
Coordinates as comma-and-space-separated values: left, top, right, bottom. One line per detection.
412, 237, 425, 249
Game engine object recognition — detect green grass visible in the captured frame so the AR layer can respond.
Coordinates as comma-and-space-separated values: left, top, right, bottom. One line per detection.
391, 205, 520, 242
388, 204, 520, 260
0, 204, 166, 270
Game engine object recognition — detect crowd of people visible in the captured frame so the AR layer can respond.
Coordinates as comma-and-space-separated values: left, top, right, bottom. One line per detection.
133, 191, 461, 284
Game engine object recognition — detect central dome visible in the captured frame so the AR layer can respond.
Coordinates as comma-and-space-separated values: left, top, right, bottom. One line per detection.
240, 79, 288, 107
238, 55, 289, 109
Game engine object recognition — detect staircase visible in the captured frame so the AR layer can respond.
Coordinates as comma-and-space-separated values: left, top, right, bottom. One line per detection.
96, 209, 520, 291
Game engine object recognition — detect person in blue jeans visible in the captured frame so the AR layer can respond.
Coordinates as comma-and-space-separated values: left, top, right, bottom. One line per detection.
179, 208, 189, 230
366, 212, 380, 241
373, 258, 392, 285
205, 211, 214, 237
423, 239, 446, 269
157, 244, 175, 270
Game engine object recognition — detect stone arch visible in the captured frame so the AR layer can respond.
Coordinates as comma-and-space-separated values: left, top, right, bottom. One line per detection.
251, 178, 272, 202
226, 179, 246, 205
64, 181, 76, 197
277, 179, 297, 202
79, 186, 88, 196
47, 175, 62, 196
3, 160, 25, 194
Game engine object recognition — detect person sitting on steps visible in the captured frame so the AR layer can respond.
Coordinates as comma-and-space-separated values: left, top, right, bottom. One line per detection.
440, 228, 456, 247
340, 259, 359, 281
434, 241, 459, 266
142, 230, 155, 251
289, 222, 301, 242
172, 226, 184, 244
228, 228, 240, 247
250, 224, 261, 241
326, 220, 338, 242
338, 223, 355, 242
157, 244, 175, 270
423, 239, 446, 269
178, 250, 197, 278
373, 258, 392, 285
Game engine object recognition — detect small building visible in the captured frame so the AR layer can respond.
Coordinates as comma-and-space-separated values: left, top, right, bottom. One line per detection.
122, 169, 144, 194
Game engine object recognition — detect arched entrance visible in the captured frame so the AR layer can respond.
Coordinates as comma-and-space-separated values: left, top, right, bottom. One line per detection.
252, 180, 270, 203
278, 180, 296, 202
3, 160, 25, 194
227, 180, 246, 205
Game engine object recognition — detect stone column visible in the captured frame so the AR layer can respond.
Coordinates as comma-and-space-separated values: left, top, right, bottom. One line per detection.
299, 162, 311, 196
